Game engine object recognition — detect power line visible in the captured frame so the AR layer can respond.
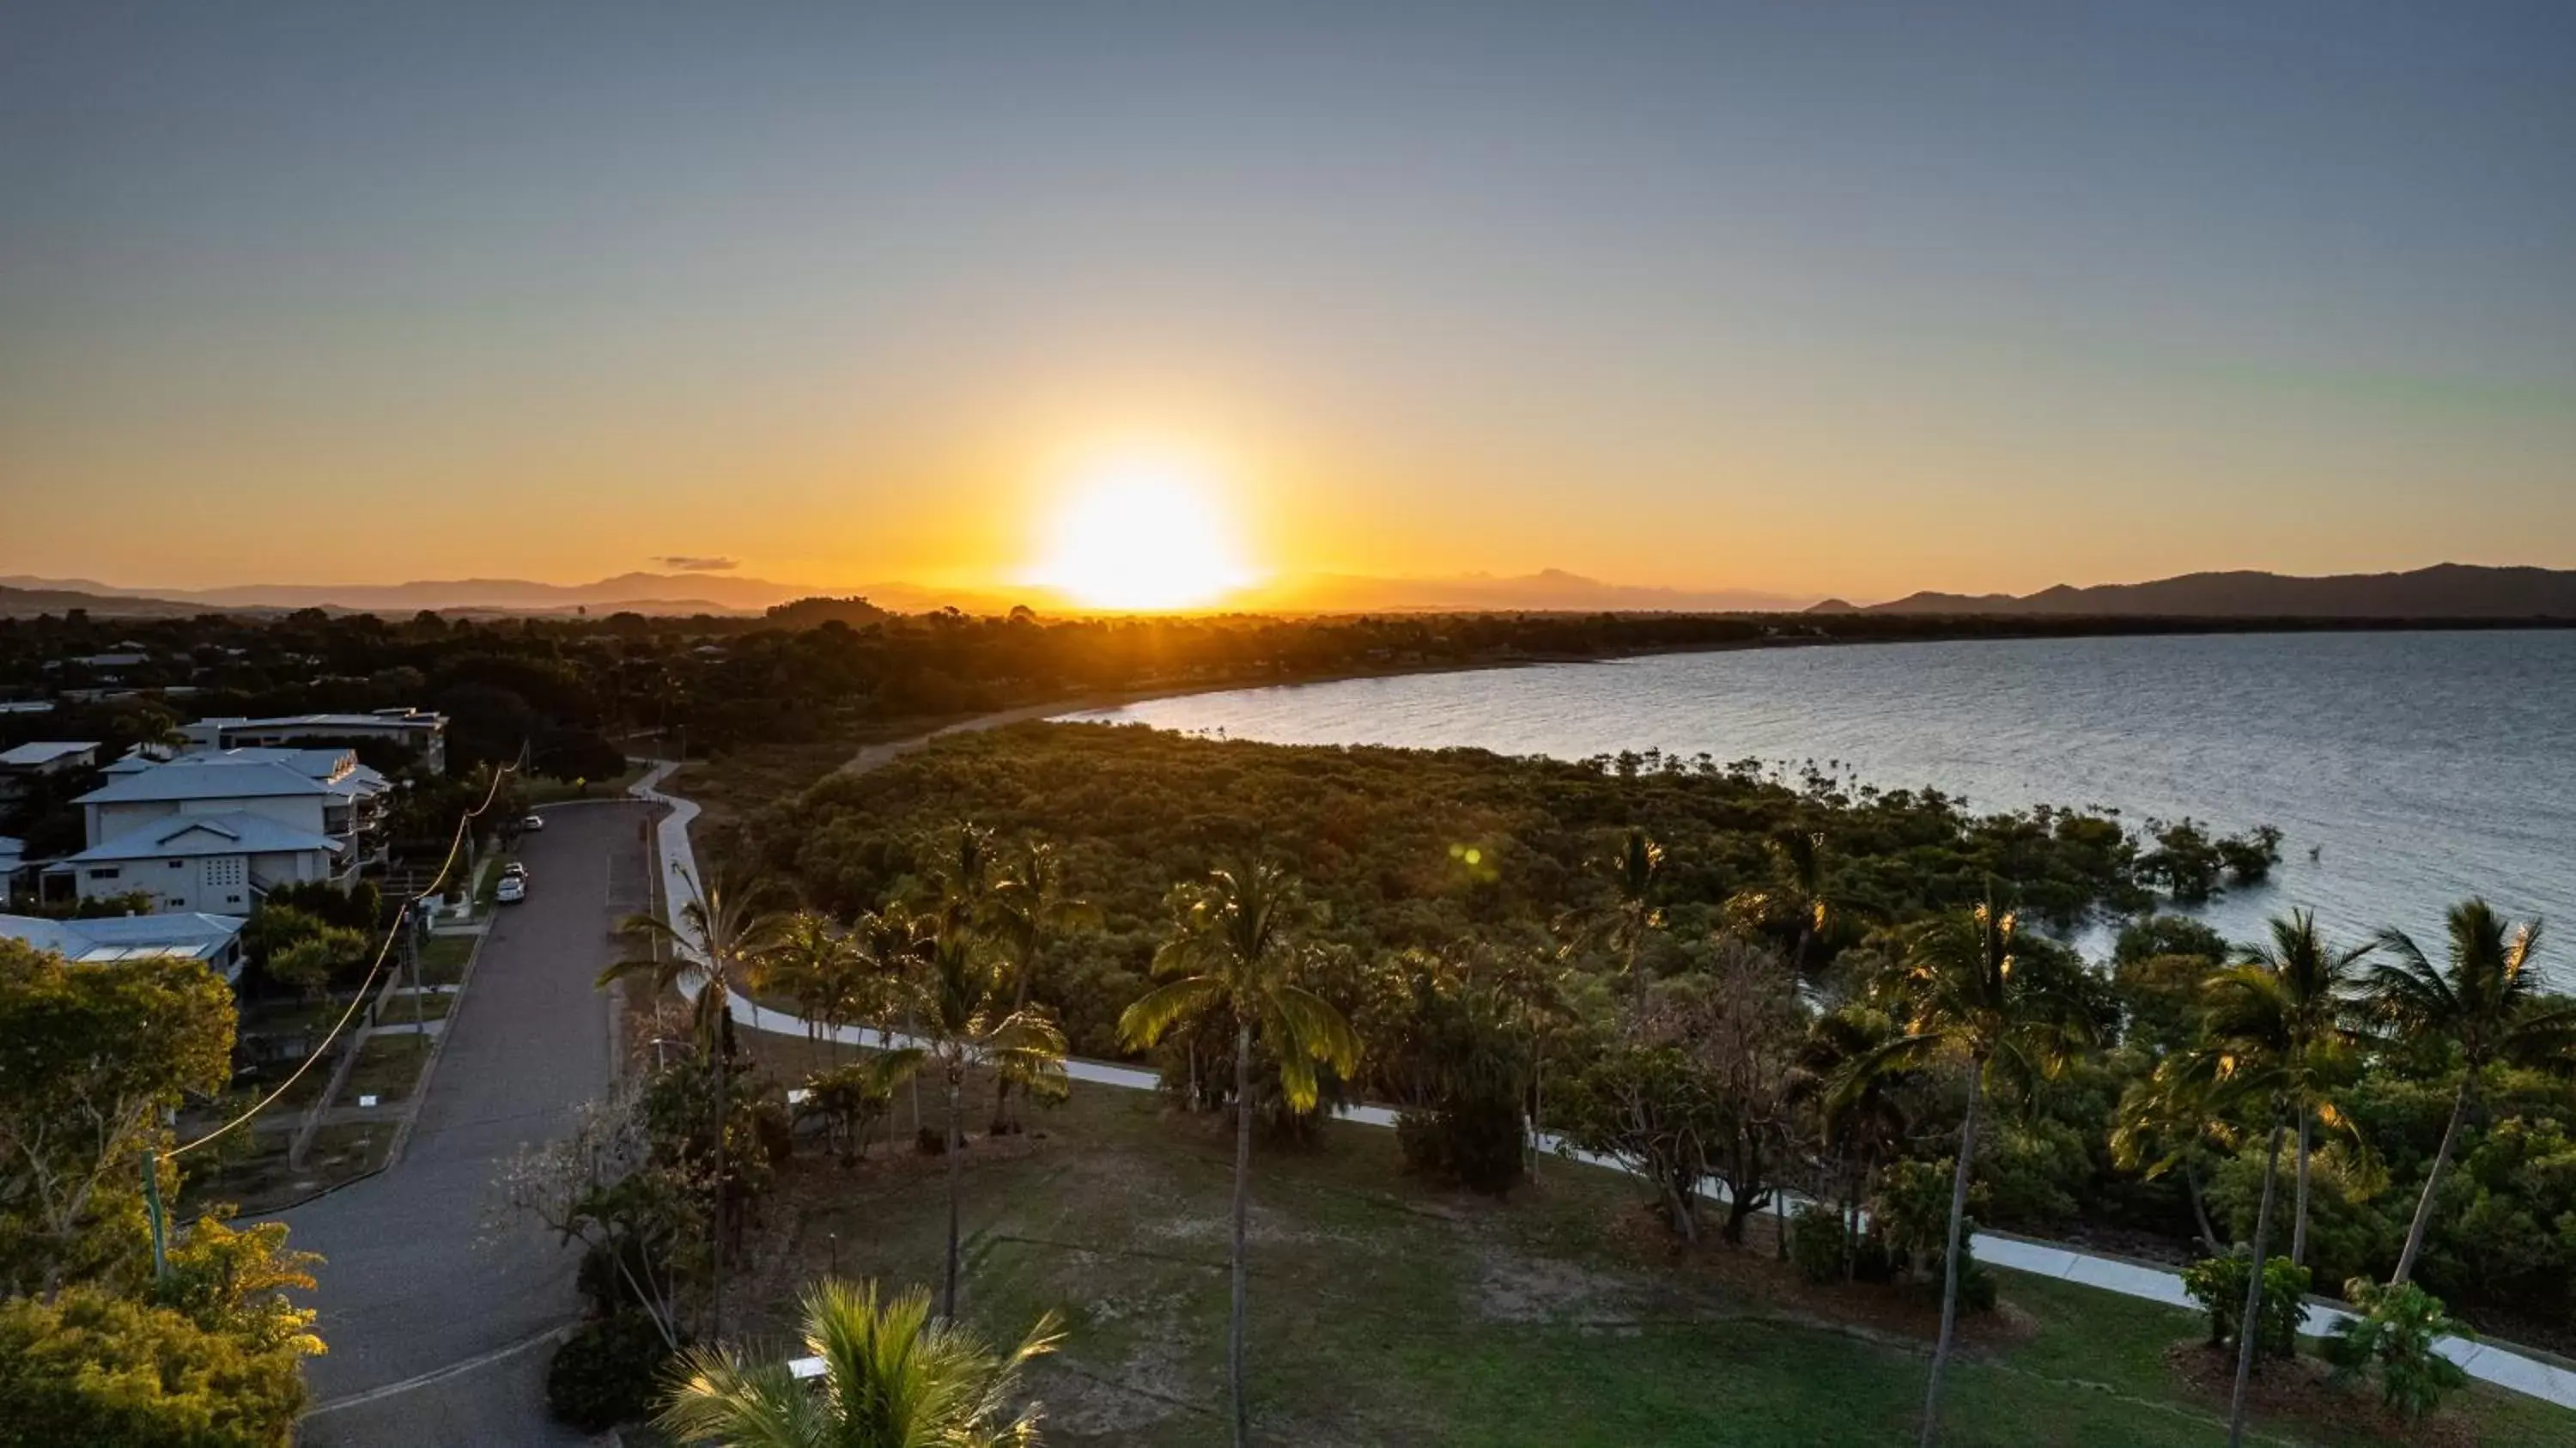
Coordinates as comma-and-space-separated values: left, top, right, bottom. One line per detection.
170, 760, 520, 1159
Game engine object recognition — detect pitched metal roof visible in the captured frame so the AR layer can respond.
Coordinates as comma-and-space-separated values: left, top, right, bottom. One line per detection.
76, 760, 331, 805
68, 810, 344, 863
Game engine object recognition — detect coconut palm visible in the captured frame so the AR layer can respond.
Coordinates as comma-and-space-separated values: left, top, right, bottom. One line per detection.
907, 919, 1068, 1323
2190, 976, 2306, 1448
2369, 900, 2573, 1285
1495, 940, 1573, 1180
1795, 1003, 1914, 1278
1868, 897, 2096, 1448
921, 821, 1003, 936
1728, 829, 1835, 979
2109, 1056, 2239, 1256
2227, 911, 2373, 1267
1594, 828, 1665, 1004
850, 900, 936, 1132
656, 1277, 1062, 1448
765, 910, 863, 1058
987, 841, 1100, 1130
600, 863, 788, 1342
1118, 862, 1362, 1448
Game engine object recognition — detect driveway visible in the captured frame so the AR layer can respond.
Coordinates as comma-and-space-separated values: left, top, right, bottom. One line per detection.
284, 800, 648, 1443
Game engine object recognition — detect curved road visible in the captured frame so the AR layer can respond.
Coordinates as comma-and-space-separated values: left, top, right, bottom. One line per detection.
285, 801, 647, 1445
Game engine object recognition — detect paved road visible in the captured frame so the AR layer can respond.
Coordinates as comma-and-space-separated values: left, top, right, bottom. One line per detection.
283, 801, 648, 1444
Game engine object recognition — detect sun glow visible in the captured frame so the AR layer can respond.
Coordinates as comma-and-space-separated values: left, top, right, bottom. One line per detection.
1030, 452, 1255, 611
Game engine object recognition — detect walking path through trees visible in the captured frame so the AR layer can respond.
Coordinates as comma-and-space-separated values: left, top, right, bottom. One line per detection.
629, 752, 2576, 1414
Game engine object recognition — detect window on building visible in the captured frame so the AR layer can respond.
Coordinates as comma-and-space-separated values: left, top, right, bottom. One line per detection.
87, 867, 120, 880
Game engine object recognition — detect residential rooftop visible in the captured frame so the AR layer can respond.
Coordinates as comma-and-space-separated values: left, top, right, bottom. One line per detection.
67, 810, 345, 864
0, 740, 101, 769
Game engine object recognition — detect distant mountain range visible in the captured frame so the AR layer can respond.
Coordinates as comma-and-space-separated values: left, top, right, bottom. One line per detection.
1241, 569, 1812, 614
3, 562, 2571, 621
1819, 563, 2576, 618
0, 571, 1002, 618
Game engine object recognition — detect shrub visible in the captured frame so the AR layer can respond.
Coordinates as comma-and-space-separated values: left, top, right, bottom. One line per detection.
1394, 1095, 1526, 1196
0, 1287, 307, 1448
2180, 1252, 2309, 1361
1790, 1202, 1850, 1284
2324, 1279, 2469, 1421
545, 1312, 674, 1432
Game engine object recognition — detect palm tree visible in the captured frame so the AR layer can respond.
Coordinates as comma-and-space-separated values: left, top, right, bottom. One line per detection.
1118, 862, 1362, 1448
2108, 1056, 2237, 1256
850, 901, 935, 1133
1869, 897, 2095, 1448
1728, 829, 1834, 979
2191, 972, 2305, 1448
599, 863, 788, 1342
1595, 828, 1664, 1005
908, 919, 1069, 1323
922, 821, 1003, 936
1495, 941, 1572, 1181
656, 1277, 1062, 1448
1795, 1004, 1913, 1280
987, 840, 1100, 1131
2369, 901, 2571, 1286
767, 910, 862, 1058
2226, 911, 2372, 1267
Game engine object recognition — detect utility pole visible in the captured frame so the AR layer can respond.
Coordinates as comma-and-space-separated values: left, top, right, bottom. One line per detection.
407, 904, 424, 1035
141, 1147, 169, 1281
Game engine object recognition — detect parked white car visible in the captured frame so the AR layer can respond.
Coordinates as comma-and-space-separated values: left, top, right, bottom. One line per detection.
521, 813, 546, 831
495, 873, 527, 904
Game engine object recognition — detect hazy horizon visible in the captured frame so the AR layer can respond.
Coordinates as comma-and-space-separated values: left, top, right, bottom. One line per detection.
6, 3, 2573, 601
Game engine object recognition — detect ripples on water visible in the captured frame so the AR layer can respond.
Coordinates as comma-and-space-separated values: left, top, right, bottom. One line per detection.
1063, 630, 2576, 962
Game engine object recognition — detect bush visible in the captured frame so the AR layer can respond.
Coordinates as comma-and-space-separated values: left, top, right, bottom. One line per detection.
545, 1313, 674, 1432
1790, 1202, 1850, 1284
2324, 1279, 2469, 1421
0, 1287, 307, 1448
1395, 1097, 1526, 1197
2180, 1252, 2310, 1361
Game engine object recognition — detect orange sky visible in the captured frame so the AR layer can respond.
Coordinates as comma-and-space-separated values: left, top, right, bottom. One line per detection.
3, 6, 2571, 603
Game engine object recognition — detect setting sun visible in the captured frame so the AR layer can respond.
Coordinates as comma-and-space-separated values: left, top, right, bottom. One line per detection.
1030, 452, 1255, 611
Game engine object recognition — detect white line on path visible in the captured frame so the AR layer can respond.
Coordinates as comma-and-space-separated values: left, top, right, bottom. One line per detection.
629, 761, 2576, 1415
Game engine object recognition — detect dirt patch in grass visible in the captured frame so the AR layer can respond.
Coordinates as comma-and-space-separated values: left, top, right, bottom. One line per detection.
2163, 1340, 2480, 1448
1598, 1202, 2040, 1354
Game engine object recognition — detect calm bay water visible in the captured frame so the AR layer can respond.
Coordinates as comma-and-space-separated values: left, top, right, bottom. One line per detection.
1063, 630, 2576, 959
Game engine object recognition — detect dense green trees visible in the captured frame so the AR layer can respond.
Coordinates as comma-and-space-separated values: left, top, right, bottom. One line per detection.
0, 942, 322, 1448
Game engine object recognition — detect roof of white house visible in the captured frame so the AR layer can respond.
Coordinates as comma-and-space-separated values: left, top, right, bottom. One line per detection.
76, 759, 332, 805
69, 810, 345, 863
0, 835, 24, 860
0, 912, 246, 969
0, 740, 101, 769
164, 747, 386, 794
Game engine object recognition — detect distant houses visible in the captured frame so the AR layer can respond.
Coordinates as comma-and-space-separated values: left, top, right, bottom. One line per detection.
0, 740, 102, 801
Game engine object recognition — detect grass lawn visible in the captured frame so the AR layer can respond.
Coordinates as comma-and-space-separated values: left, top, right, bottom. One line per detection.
338, 1030, 430, 1107
726, 1037, 2574, 1448
417, 932, 477, 985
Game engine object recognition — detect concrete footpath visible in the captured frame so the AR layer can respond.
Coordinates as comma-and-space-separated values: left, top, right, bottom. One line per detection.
630, 762, 2576, 1415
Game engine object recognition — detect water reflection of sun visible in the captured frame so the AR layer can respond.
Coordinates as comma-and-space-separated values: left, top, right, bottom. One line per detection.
1031, 451, 1254, 611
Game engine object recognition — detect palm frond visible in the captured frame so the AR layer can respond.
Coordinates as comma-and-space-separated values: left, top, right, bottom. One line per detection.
1118, 974, 1224, 1050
